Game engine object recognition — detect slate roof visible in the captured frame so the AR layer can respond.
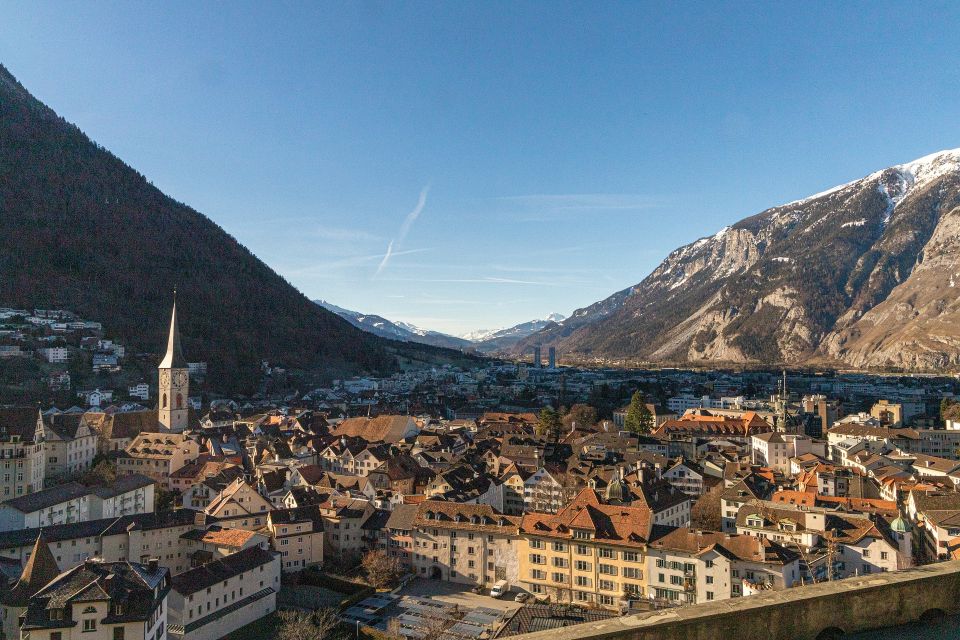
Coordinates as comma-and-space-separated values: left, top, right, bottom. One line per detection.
1, 534, 60, 606
22, 560, 168, 630
170, 546, 277, 596
0, 509, 201, 550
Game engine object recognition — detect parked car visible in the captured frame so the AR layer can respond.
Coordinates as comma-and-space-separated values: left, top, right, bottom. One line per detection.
514, 592, 531, 603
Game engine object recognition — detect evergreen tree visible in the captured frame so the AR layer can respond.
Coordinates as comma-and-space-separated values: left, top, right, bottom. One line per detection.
623, 391, 654, 434
537, 406, 563, 443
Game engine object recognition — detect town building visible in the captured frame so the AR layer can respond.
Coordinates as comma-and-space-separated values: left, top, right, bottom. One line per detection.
167, 546, 280, 640
17, 559, 169, 640
518, 489, 652, 609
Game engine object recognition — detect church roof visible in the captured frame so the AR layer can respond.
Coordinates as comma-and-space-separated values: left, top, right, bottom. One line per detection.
159, 296, 186, 369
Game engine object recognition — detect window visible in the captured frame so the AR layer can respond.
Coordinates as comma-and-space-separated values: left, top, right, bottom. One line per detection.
624, 567, 642, 579
114, 628, 125, 640
553, 542, 567, 552
83, 620, 97, 632
575, 575, 591, 587
529, 554, 545, 564
531, 569, 546, 580
706, 591, 714, 601
575, 560, 591, 572
530, 539, 544, 549
598, 548, 614, 559
705, 575, 714, 584
599, 564, 617, 576
552, 557, 568, 568
656, 558, 666, 568
552, 572, 566, 583
576, 544, 589, 555
599, 579, 617, 592
623, 551, 639, 562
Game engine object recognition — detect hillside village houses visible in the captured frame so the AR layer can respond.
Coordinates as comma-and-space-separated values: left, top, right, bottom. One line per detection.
4, 299, 960, 640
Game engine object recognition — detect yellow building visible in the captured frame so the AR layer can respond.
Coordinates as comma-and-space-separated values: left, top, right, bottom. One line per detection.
518, 488, 652, 609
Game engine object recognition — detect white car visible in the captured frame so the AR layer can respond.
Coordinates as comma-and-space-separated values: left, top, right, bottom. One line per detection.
489, 580, 509, 598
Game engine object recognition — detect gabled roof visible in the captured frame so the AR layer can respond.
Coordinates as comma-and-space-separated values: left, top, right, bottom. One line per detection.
648, 527, 799, 564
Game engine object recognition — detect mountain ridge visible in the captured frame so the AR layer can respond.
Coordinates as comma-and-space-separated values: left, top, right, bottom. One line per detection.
0, 63, 463, 392
515, 149, 960, 371
314, 300, 473, 351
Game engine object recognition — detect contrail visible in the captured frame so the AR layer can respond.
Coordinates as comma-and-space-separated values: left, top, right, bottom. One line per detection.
398, 185, 430, 244
374, 185, 429, 278
374, 240, 394, 277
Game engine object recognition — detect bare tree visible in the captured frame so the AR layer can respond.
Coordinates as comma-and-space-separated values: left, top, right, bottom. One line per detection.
690, 482, 723, 531
361, 549, 403, 588
277, 609, 342, 640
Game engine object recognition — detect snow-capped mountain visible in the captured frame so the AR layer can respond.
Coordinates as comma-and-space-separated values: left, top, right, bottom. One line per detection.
516, 149, 960, 371
470, 313, 566, 354
314, 300, 474, 351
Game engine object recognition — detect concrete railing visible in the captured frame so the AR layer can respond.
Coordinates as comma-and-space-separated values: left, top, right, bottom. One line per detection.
511, 560, 960, 640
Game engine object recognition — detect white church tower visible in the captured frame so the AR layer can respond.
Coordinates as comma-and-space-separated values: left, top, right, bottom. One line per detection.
158, 293, 189, 433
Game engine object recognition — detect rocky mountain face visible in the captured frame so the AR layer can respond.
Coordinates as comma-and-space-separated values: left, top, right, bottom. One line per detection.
516, 150, 960, 371
0, 64, 461, 392
315, 300, 473, 351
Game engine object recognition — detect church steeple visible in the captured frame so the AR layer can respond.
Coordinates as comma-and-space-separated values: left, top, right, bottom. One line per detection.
159, 290, 186, 369
158, 292, 189, 433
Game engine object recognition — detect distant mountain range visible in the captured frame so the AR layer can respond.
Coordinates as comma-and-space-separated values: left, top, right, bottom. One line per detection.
515, 149, 960, 372
316, 300, 565, 355
315, 300, 474, 351
0, 63, 465, 392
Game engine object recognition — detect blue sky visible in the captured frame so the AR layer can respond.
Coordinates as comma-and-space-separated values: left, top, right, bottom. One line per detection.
2, 2, 960, 335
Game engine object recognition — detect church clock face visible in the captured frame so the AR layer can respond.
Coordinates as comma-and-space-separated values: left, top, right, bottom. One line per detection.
159, 370, 170, 386
173, 371, 188, 387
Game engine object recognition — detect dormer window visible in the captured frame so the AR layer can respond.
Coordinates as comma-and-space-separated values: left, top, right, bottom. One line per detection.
50, 608, 64, 621
573, 530, 592, 540
746, 516, 764, 528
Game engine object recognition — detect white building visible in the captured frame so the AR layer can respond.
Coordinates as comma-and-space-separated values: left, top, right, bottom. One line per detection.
168, 546, 281, 640
0, 474, 155, 532
38, 346, 69, 363
129, 383, 150, 401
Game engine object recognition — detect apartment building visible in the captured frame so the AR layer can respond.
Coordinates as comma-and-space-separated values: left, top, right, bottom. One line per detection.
37, 413, 98, 480
265, 506, 325, 572
0, 474, 154, 532
518, 489, 652, 609
735, 501, 907, 579
0, 407, 45, 499
523, 468, 565, 513
410, 501, 520, 589
168, 547, 280, 640
645, 528, 800, 605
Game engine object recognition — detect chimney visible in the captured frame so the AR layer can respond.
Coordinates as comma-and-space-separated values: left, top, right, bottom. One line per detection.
148, 558, 159, 573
